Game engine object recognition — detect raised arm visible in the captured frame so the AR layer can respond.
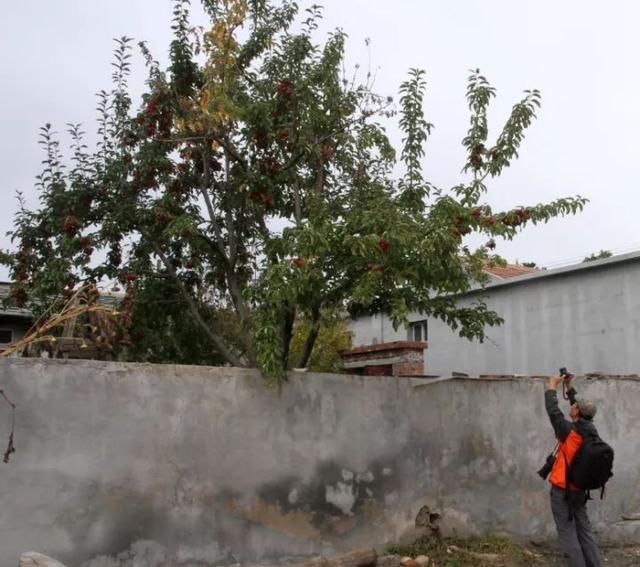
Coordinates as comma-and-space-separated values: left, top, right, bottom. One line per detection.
545, 376, 573, 441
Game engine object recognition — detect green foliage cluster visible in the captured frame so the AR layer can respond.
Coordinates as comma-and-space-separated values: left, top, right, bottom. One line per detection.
583, 250, 613, 263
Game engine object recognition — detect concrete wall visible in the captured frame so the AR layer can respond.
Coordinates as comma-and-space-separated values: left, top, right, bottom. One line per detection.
1, 359, 640, 567
350, 256, 640, 376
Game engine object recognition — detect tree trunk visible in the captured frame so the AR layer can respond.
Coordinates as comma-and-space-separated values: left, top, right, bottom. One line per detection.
296, 306, 321, 369
281, 304, 296, 370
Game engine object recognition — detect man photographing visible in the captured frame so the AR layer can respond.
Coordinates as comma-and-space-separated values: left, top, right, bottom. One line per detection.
544, 372, 604, 567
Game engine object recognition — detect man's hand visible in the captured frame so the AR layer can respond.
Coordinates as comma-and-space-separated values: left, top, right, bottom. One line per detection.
547, 375, 563, 390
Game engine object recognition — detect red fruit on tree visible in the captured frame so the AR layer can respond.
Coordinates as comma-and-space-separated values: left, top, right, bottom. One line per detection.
254, 131, 268, 149
144, 100, 158, 117
377, 238, 390, 253
249, 191, 273, 207
63, 215, 79, 235
292, 257, 305, 268
516, 208, 531, 222
277, 80, 293, 97
453, 216, 471, 235
321, 144, 334, 161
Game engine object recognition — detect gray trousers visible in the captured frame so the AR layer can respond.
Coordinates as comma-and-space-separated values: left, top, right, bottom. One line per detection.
550, 486, 603, 567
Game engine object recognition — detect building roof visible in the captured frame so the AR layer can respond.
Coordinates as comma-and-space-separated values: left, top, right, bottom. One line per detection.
483, 263, 539, 279
470, 250, 640, 294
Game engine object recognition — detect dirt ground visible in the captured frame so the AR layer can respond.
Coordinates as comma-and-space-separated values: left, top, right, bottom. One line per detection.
385, 535, 640, 566
528, 542, 640, 566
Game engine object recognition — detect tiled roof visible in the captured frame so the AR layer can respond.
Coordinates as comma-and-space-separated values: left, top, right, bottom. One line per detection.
483, 264, 538, 279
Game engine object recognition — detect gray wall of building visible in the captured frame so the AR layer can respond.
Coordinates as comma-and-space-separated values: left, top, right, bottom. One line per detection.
426, 258, 640, 376
348, 312, 406, 348
350, 257, 640, 377
1, 359, 639, 566
0, 316, 31, 348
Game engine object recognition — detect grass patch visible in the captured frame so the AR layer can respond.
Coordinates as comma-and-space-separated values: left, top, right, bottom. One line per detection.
386, 534, 544, 567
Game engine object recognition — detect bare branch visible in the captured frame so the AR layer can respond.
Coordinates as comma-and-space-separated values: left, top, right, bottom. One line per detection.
200, 144, 230, 265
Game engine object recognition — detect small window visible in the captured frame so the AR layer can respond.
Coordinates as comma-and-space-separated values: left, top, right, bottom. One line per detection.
407, 320, 428, 342
0, 329, 13, 344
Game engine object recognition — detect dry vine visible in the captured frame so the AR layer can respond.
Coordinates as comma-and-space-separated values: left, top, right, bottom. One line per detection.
0, 388, 15, 463
0, 284, 125, 463
1, 284, 121, 359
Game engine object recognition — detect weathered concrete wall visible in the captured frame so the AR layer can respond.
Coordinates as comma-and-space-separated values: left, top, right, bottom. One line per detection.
1, 359, 639, 567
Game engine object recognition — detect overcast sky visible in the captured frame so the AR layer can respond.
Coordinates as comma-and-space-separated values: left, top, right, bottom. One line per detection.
1, 0, 638, 272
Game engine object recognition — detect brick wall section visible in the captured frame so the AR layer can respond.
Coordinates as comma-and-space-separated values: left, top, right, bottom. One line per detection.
340, 340, 427, 376
363, 365, 392, 376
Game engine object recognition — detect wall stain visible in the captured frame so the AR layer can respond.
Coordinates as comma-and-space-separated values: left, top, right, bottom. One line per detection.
228, 498, 322, 540
224, 459, 396, 539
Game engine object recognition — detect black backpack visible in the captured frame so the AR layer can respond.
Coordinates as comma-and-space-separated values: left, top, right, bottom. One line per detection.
568, 428, 614, 496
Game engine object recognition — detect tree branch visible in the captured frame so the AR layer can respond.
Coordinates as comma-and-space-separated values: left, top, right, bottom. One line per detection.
213, 133, 248, 170
223, 149, 239, 267
281, 303, 296, 370
315, 155, 325, 194
281, 101, 392, 174
153, 244, 244, 367
292, 181, 303, 225
200, 144, 229, 264
296, 305, 321, 369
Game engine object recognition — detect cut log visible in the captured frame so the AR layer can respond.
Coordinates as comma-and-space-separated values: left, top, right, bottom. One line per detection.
19, 552, 68, 567
302, 548, 377, 567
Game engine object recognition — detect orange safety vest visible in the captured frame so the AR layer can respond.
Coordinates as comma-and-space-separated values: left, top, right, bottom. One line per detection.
549, 429, 583, 489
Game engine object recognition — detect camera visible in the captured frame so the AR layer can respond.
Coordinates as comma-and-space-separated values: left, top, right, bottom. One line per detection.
559, 366, 574, 400
537, 452, 556, 480
559, 367, 574, 380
